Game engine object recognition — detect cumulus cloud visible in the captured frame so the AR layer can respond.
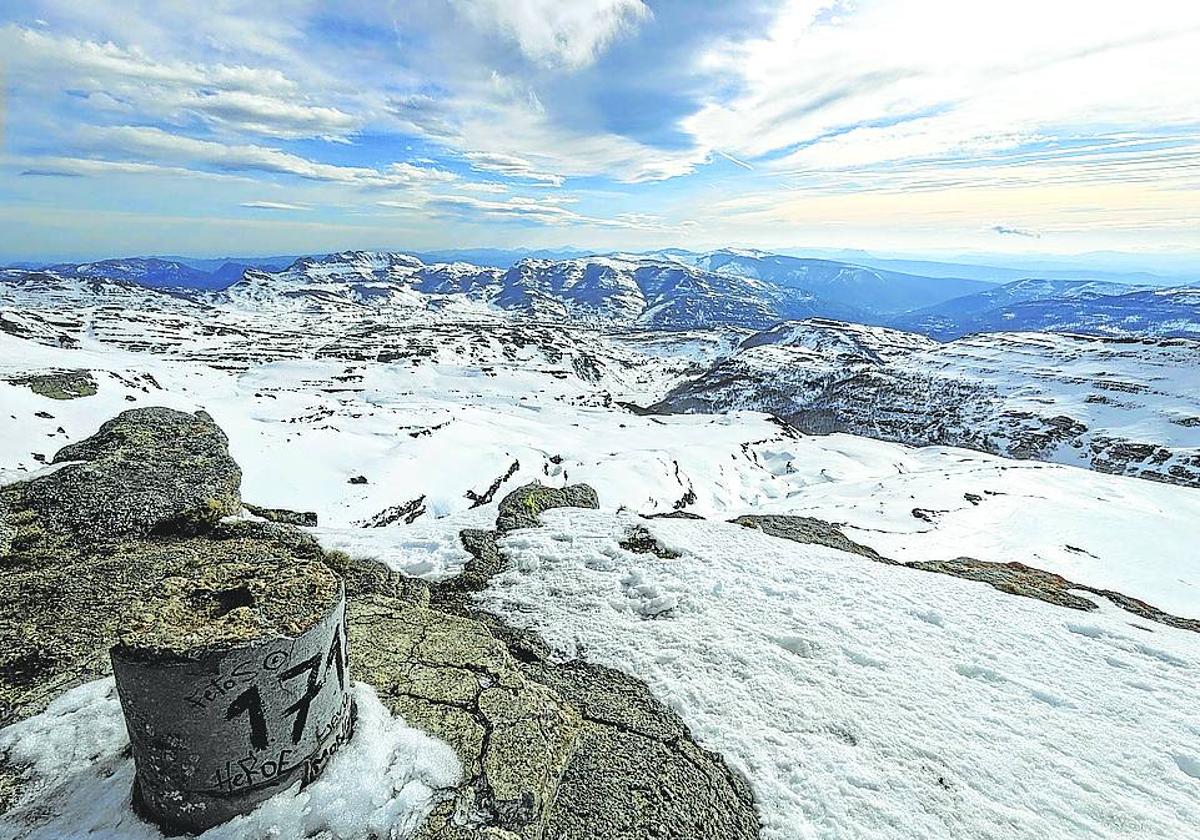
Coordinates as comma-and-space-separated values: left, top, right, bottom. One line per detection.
449, 0, 650, 69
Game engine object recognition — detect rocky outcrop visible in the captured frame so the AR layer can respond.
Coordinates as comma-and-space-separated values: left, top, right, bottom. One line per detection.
6, 369, 96, 400
1, 407, 241, 545
654, 323, 1200, 489
0, 410, 761, 838
243, 502, 319, 527
909, 558, 1200, 633
730, 515, 890, 562
732, 516, 1200, 633
496, 482, 599, 533
356, 495, 428, 527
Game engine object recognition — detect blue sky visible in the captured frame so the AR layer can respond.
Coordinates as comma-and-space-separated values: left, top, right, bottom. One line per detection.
0, 0, 1197, 261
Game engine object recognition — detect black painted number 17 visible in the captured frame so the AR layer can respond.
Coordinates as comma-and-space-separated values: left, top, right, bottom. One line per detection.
224, 626, 346, 750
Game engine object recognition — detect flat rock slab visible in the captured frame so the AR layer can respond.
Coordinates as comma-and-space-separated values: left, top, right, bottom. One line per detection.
348, 595, 582, 840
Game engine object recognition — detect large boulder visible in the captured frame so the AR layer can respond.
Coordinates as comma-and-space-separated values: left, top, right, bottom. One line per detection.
2, 407, 241, 545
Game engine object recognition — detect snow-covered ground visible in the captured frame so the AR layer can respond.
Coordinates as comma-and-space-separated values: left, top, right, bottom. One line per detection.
4, 296, 1200, 837
3, 329, 1198, 616
482, 508, 1200, 840
0, 682, 460, 840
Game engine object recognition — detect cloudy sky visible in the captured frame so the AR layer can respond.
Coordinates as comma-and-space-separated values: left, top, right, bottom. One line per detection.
1, 0, 1197, 260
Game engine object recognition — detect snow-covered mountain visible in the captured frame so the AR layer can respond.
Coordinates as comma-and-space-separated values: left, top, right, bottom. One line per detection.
657, 248, 994, 315
5, 257, 1200, 839
654, 319, 1200, 487
17, 250, 1198, 340
14, 250, 978, 329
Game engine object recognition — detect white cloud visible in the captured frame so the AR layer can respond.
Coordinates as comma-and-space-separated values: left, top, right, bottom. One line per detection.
1, 25, 357, 140
683, 0, 1200, 180
390, 71, 707, 183
420, 192, 690, 231
75, 126, 460, 188
463, 151, 564, 185
241, 200, 310, 210
449, 0, 650, 69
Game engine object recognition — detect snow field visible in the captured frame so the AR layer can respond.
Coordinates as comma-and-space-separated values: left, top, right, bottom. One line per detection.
481, 509, 1200, 840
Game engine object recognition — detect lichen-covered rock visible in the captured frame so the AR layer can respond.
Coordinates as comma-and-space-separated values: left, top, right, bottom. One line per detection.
525, 660, 760, 840
0, 522, 333, 728
6, 369, 96, 400
496, 482, 599, 533
1, 407, 241, 544
731, 514, 892, 563
243, 502, 319, 527
348, 596, 582, 840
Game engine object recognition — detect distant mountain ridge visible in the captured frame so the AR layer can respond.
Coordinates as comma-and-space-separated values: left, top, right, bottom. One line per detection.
4, 249, 1198, 339
209, 250, 908, 327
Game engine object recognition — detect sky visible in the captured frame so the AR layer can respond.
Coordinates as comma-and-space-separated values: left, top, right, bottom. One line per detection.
0, 0, 1198, 262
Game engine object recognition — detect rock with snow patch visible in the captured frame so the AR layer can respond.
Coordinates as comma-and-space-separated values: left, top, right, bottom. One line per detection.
496, 482, 599, 533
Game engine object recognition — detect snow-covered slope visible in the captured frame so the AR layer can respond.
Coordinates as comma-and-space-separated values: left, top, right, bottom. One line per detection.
4, 281, 1200, 838
483, 508, 1200, 840
656, 319, 1200, 487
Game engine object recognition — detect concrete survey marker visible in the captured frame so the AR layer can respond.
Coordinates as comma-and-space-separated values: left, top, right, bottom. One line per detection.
110, 560, 354, 835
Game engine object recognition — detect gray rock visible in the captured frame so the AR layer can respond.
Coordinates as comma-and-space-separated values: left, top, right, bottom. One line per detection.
244, 502, 319, 527
730, 514, 892, 563
3, 407, 241, 543
349, 596, 581, 840
496, 482, 599, 533
6, 369, 97, 400
524, 659, 759, 840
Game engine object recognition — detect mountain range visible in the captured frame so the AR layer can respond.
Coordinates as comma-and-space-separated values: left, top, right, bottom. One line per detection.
5, 249, 1196, 340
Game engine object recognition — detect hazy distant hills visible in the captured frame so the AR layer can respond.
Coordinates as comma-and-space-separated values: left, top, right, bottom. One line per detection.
4, 248, 1197, 339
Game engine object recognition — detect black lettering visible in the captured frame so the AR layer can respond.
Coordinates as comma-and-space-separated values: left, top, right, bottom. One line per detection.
278, 653, 321, 744
225, 685, 269, 751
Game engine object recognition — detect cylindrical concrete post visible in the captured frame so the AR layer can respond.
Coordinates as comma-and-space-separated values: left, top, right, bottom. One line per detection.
110, 560, 355, 835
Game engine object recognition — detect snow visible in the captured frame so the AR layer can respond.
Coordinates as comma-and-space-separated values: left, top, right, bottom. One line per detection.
0, 682, 461, 840
480, 508, 1200, 840
3, 328, 1199, 617
5, 273, 1200, 836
